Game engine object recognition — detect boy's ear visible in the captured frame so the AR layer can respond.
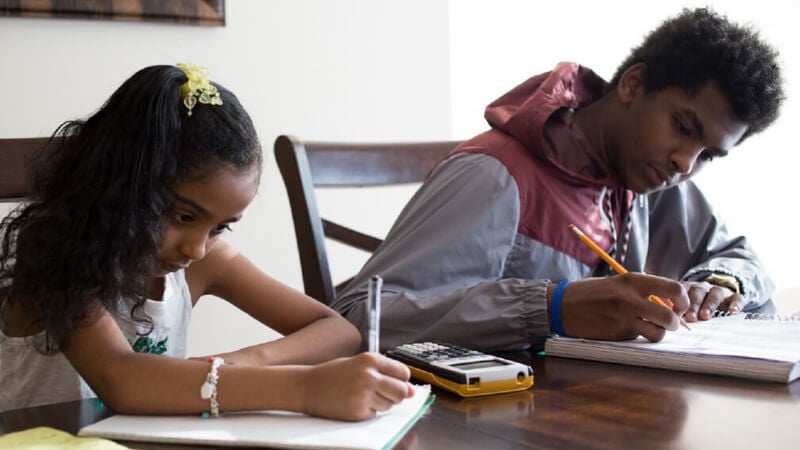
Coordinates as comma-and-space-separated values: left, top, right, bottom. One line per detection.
616, 63, 646, 104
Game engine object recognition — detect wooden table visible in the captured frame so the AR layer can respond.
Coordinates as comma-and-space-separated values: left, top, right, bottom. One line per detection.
2, 353, 798, 449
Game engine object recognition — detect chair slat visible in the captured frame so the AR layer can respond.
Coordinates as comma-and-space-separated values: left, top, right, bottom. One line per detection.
275, 134, 461, 304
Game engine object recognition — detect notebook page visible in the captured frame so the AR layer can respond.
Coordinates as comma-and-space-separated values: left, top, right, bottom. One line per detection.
590, 315, 800, 362
79, 384, 432, 450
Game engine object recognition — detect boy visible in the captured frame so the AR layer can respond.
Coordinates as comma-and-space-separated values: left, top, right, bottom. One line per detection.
332, 8, 784, 351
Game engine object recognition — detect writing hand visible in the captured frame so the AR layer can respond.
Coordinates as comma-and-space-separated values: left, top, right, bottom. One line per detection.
300, 352, 414, 421
681, 281, 742, 322
556, 273, 689, 342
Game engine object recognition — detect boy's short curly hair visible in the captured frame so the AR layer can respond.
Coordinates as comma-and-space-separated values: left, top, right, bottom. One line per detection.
609, 7, 784, 141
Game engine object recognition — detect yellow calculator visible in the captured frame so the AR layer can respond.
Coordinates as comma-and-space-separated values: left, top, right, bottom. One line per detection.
386, 342, 534, 397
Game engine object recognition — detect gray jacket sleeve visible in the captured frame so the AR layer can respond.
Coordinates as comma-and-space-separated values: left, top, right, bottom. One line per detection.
331, 153, 550, 352
644, 181, 774, 310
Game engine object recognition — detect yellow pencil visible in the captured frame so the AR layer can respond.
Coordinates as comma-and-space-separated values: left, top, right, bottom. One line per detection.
568, 224, 691, 331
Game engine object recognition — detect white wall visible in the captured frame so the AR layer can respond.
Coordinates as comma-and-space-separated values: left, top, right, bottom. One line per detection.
450, 1, 800, 310
0, 0, 452, 355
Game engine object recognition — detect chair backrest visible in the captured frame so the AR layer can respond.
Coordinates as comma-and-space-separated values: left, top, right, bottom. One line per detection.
0, 137, 50, 203
274, 134, 462, 305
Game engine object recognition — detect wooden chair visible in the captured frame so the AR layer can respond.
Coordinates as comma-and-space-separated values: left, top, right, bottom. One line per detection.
274, 135, 462, 305
0, 137, 49, 202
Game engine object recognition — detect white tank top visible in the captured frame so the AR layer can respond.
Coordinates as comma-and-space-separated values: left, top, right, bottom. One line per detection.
0, 269, 192, 412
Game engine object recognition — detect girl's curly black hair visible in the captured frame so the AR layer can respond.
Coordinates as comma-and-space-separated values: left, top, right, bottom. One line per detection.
609, 7, 784, 142
0, 65, 261, 352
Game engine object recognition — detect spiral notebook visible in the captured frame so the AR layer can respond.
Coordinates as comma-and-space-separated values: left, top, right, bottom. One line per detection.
78, 385, 433, 449
545, 313, 800, 383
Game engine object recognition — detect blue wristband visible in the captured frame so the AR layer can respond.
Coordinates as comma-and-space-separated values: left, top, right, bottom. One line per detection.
550, 280, 570, 336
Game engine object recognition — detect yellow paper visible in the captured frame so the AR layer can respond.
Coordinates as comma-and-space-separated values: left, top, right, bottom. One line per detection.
0, 427, 126, 450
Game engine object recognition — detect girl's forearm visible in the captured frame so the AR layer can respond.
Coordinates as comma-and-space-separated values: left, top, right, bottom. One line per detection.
92, 353, 309, 414
220, 316, 361, 366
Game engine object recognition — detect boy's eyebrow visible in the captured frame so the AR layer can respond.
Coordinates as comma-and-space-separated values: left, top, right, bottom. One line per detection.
173, 194, 242, 222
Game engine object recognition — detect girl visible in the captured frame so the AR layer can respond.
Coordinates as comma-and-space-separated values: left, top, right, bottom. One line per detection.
0, 64, 413, 420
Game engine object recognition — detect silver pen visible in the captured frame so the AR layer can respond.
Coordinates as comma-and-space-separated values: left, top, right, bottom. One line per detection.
367, 275, 383, 353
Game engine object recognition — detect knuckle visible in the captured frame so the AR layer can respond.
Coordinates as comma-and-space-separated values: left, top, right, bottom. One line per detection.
651, 328, 667, 342
708, 288, 727, 304
357, 368, 381, 386
359, 351, 380, 365
671, 280, 688, 297
351, 352, 378, 369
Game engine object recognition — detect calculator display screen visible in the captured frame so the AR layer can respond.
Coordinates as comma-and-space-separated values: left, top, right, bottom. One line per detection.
449, 359, 509, 370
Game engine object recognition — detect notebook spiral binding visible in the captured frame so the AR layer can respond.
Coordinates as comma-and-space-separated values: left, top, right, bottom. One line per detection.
711, 310, 800, 321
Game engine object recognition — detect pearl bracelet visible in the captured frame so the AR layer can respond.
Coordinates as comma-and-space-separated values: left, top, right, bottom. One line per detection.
200, 356, 224, 418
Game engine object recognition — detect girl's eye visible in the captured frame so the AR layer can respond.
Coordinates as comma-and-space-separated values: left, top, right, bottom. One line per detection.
673, 116, 692, 137
174, 212, 194, 224
211, 224, 232, 236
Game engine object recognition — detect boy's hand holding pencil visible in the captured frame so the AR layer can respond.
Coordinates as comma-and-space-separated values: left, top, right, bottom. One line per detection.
547, 225, 692, 342
568, 224, 690, 331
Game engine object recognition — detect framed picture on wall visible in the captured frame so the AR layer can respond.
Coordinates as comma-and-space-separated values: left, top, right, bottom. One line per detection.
1, 0, 225, 26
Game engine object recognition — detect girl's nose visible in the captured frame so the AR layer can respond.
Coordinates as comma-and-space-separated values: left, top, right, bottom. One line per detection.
179, 232, 208, 261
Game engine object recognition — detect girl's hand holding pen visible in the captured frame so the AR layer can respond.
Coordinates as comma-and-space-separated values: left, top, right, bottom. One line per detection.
298, 352, 414, 421
549, 273, 690, 342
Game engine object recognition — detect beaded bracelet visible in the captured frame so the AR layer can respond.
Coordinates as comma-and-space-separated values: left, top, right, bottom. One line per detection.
200, 356, 224, 418
550, 280, 570, 336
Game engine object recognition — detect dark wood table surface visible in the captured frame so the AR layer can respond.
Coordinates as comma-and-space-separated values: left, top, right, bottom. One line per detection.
2, 353, 798, 449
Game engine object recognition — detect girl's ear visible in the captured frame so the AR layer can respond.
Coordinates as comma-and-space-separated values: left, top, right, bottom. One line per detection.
616, 63, 646, 105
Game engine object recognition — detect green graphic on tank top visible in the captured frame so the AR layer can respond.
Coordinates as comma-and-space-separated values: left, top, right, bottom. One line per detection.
131, 336, 169, 355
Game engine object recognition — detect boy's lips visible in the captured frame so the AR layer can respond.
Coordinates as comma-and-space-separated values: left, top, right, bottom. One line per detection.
646, 164, 669, 189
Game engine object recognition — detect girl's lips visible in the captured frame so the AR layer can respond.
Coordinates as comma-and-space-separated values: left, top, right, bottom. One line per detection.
161, 261, 185, 273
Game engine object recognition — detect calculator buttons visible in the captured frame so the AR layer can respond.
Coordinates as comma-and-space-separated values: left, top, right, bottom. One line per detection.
393, 342, 484, 362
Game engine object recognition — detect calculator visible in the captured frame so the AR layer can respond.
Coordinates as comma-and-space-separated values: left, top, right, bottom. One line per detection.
386, 342, 534, 397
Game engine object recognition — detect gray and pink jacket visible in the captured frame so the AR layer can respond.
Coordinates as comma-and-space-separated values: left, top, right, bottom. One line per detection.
332, 62, 774, 352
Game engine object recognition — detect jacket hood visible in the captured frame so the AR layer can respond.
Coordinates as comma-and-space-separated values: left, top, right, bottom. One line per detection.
484, 62, 615, 186
485, 62, 606, 154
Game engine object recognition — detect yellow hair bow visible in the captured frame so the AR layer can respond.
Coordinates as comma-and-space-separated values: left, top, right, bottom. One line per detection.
176, 63, 223, 116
